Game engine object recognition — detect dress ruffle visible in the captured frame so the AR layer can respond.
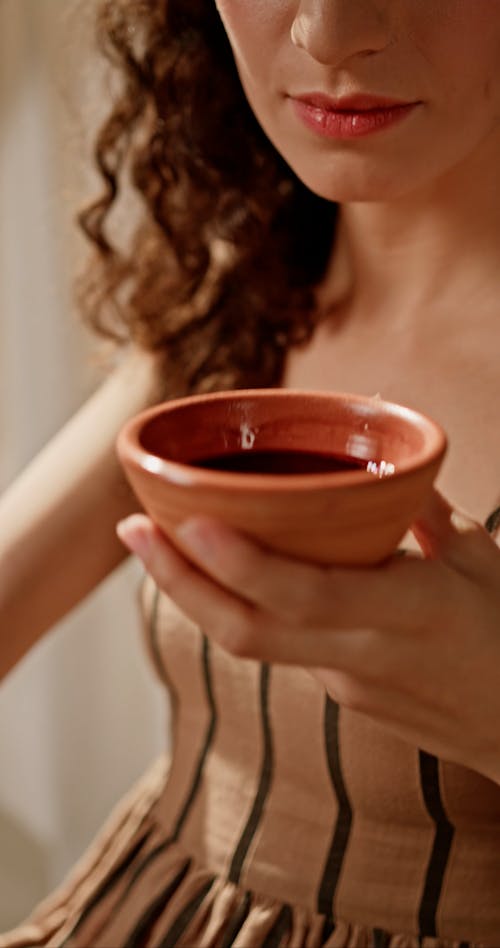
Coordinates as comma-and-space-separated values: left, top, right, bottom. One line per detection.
0, 757, 478, 948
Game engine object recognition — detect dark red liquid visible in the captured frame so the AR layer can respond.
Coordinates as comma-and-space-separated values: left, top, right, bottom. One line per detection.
189, 448, 368, 475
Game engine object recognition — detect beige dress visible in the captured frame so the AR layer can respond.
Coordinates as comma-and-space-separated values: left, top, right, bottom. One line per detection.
1, 507, 500, 948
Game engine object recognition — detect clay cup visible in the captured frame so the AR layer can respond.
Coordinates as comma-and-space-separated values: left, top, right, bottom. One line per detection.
116, 388, 447, 566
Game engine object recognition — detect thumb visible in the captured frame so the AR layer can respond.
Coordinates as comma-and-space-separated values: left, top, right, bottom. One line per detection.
411, 488, 496, 577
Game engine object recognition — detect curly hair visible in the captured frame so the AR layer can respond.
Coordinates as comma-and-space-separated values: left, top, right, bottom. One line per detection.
79, 0, 338, 395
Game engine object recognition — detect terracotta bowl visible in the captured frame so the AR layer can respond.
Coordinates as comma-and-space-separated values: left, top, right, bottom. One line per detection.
116, 389, 447, 566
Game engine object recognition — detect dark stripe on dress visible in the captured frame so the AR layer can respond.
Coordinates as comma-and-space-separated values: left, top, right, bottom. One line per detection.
59, 829, 152, 945
485, 506, 500, 534
228, 663, 273, 884
76, 632, 217, 936
172, 633, 217, 841
416, 505, 496, 938
317, 697, 353, 916
149, 584, 167, 684
123, 859, 191, 948
320, 914, 336, 943
373, 927, 391, 948
417, 750, 455, 937
149, 594, 217, 841
261, 903, 293, 948
219, 891, 252, 948
60, 585, 167, 944
158, 876, 216, 947
116, 633, 217, 900
107, 839, 173, 915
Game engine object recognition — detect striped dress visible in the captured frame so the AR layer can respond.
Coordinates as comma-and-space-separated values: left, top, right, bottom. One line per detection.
1, 508, 500, 948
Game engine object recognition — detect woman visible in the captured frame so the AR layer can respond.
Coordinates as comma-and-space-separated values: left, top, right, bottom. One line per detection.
1, 0, 499, 945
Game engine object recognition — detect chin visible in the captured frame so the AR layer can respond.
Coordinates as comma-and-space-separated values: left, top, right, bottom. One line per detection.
297, 168, 418, 204
284, 151, 425, 204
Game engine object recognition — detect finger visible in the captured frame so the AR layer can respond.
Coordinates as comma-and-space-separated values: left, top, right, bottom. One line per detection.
176, 515, 336, 624
175, 515, 441, 633
117, 514, 267, 654
411, 489, 499, 580
116, 515, 354, 666
310, 666, 424, 720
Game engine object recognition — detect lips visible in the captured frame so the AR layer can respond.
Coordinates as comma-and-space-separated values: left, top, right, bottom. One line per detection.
289, 92, 420, 140
293, 92, 416, 112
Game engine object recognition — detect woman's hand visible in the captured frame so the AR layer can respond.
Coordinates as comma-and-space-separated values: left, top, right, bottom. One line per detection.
116, 491, 500, 784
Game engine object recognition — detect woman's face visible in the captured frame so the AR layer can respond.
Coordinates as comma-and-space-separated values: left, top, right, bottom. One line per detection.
214, 1, 500, 202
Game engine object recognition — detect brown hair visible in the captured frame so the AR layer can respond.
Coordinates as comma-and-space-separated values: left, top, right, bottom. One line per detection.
79, 0, 337, 394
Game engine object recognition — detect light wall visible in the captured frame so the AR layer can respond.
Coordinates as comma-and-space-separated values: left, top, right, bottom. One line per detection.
0, 0, 166, 929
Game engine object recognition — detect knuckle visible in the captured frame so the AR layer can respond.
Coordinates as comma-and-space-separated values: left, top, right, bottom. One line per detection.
332, 677, 369, 713
154, 553, 185, 593
292, 570, 331, 624
216, 612, 259, 659
342, 692, 365, 713
283, 588, 312, 625
445, 517, 497, 576
283, 569, 333, 627
450, 510, 483, 540
427, 567, 465, 625
322, 575, 351, 626
221, 547, 259, 590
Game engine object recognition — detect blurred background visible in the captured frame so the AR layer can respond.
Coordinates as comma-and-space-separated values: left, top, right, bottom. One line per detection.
0, 0, 165, 929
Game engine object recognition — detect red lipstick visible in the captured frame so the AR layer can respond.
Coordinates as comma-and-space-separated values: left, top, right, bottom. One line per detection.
290, 93, 419, 140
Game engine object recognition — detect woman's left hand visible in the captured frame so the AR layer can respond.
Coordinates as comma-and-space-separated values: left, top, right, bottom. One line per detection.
116, 490, 500, 784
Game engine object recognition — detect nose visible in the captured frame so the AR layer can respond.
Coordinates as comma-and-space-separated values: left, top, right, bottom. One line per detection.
291, 0, 390, 67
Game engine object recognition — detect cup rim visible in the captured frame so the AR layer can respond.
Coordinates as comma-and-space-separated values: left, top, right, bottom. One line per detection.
116, 388, 448, 491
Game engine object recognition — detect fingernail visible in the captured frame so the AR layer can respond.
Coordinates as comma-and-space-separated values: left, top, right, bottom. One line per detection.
116, 518, 152, 560
176, 519, 214, 562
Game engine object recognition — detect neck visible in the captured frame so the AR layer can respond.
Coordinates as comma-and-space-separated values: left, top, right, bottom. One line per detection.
323, 128, 500, 321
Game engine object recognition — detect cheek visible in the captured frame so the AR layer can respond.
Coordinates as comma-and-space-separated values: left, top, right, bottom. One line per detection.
214, 1, 293, 75
415, 3, 500, 117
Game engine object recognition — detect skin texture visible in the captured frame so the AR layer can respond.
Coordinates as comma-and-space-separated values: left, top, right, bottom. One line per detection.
117, 1, 500, 784
214, 0, 500, 203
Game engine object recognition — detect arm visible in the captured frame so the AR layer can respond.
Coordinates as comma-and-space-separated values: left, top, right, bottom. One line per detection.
0, 345, 169, 681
